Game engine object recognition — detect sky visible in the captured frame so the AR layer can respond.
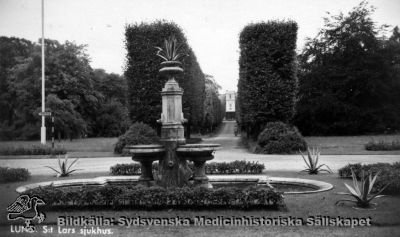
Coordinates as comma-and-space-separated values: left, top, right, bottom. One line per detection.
1, 0, 399, 92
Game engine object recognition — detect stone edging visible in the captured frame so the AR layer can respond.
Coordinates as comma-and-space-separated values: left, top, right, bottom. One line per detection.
16, 175, 333, 195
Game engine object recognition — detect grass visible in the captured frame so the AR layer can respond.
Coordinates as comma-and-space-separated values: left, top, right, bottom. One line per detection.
0, 171, 399, 236
365, 140, 400, 151
305, 135, 400, 155
1, 134, 400, 159
0, 138, 118, 158
244, 134, 400, 155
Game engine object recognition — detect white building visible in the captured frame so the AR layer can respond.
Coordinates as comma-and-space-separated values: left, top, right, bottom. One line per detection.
225, 91, 236, 120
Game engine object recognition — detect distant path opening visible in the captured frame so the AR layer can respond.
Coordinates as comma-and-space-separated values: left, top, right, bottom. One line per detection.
201, 121, 246, 151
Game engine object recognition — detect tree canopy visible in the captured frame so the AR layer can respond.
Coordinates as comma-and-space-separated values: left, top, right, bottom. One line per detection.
0, 37, 128, 140
295, 1, 400, 135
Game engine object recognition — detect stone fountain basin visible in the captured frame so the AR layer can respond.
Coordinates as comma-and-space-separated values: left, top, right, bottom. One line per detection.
176, 144, 221, 161
16, 176, 333, 195
123, 144, 165, 161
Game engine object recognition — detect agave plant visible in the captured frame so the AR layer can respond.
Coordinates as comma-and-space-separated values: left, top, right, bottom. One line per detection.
299, 147, 332, 174
45, 155, 82, 177
155, 36, 186, 62
336, 168, 389, 208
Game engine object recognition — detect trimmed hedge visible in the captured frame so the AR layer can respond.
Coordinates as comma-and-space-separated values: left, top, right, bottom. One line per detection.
256, 122, 307, 154
114, 122, 160, 154
24, 185, 284, 210
0, 167, 30, 183
125, 20, 205, 132
0, 145, 66, 156
365, 140, 400, 151
338, 163, 400, 194
238, 21, 299, 138
110, 160, 265, 175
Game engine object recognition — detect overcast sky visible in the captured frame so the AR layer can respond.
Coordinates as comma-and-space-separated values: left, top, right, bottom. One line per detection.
1, 0, 399, 92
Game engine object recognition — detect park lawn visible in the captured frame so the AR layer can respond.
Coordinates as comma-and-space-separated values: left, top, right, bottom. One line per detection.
0, 138, 118, 158
0, 171, 399, 236
245, 134, 400, 155
305, 134, 400, 155
0, 134, 399, 158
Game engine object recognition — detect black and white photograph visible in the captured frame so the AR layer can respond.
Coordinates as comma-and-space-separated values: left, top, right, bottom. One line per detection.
0, 0, 400, 236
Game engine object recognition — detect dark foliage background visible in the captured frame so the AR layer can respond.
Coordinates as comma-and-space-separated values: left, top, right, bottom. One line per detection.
0, 37, 129, 140
294, 2, 400, 135
203, 74, 224, 133
237, 21, 298, 138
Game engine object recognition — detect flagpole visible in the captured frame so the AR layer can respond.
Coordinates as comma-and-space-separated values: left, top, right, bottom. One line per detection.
40, 0, 46, 144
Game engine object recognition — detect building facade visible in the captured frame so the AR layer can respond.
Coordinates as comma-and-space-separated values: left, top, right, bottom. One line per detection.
225, 91, 236, 120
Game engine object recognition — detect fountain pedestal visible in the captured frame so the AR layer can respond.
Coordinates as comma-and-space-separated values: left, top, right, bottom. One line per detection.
156, 61, 192, 188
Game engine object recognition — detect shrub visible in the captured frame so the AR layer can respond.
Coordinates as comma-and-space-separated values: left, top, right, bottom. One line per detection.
256, 122, 307, 154
237, 21, 299, 138
0, 167, 30, 183
25, 185, 284, 209
336, 168, 389, 208
0, 145, 67, 156
110, 163, 142, 175
204, 160, 265, 174
338, 162, 400, 194
125, 20, 205, 133
45, 155, 82, 177
299, 147, 332, 174
114, 122, 160, 154
365, 140, 400, 151
110, 160, 265, 175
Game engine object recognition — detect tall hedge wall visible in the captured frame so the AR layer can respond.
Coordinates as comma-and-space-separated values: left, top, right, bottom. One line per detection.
237, 21, 298, 138
125, 21, 205, 131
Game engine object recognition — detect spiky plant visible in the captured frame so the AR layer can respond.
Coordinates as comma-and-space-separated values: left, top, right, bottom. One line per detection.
336, 168, 389, 208
45, 155, 82, 177
300, 147, 332, 174
155, 36, 186, 62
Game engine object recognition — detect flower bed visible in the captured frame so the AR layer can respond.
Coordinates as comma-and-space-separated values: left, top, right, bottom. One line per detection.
110, 160, 265, 175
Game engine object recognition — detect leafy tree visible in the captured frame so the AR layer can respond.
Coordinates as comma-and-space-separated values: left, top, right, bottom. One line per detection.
46, 94, 86, 140
92, 69, 127, 105
0, 37, 106, 140
295, 2, 400, 135
0, 37, 34, 139
238, 21, 298, 138
203, 74, 223, 133
44, 39, 102, 137
92, 69, 129, 137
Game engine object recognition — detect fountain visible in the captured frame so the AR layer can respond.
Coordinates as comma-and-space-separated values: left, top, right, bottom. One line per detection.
124, 38, 220, 188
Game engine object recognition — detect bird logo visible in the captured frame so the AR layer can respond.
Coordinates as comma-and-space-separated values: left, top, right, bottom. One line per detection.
7, 195, 46, 231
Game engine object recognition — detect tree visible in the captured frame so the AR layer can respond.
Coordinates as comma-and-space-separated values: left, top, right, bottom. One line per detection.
46, 94, 86, 140
0, 37, 34, 139
92, 69, 129, 137
238, 21, 298, 138
0, 37, 106, 140
203, 74, 223, 133
295, 1, 400, 135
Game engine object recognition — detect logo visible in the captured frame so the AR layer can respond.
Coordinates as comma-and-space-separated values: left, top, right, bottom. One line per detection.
7, 195, 46, 232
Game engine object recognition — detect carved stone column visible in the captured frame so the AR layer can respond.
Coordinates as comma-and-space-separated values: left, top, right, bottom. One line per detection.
157, 61, 191, 188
